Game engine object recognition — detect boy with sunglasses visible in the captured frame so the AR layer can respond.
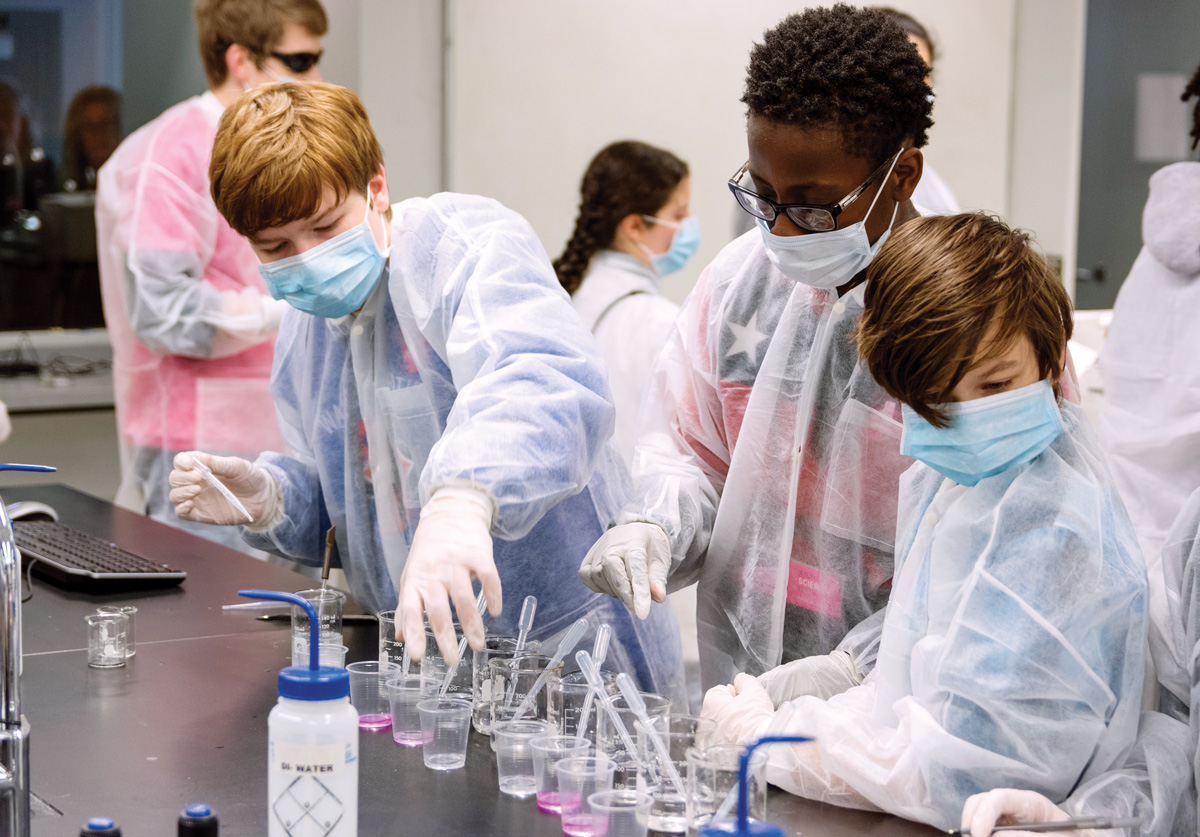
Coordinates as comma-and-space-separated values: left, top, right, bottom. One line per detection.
583, 5, 1079, 691
96, 0, 326, 550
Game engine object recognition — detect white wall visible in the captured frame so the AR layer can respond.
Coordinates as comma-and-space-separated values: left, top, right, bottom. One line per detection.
445, 0, 1021, 304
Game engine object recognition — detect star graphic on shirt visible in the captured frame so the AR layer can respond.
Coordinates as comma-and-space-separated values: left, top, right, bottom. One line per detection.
726, 313, 768, 361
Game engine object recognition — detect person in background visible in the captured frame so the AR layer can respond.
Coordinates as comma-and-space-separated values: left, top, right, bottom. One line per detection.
95, 0, 326, 553
61, 86, 121, 192
554, 140, 696, 466
1099, 63, 1200, 607
581, 5, 931, 690
873, 7, 961, 215
168, 82, 685, 701
0, 82, 56, 215
960, 485, 1200, 837
701, 213, 1147, 830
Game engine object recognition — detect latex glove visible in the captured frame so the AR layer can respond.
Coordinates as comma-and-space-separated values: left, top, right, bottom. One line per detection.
0, 399, 10, 445
701, 673, 776, 748
757, 650, 863, 709
961, 789, 1079, 837
168, 451, 281, 526
396, 487, 502, 667
217, 289, 290, 343
579, 522, 671, 619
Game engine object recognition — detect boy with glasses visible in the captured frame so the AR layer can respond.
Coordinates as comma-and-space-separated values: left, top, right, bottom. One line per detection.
96, 0, 327, 550
584, 5, 1075, 691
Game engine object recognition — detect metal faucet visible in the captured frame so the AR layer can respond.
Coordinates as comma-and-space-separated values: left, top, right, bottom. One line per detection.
0, 463, 55, 837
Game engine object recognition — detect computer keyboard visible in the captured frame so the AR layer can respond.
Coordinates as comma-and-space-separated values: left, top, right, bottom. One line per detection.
13, 521, 186, 591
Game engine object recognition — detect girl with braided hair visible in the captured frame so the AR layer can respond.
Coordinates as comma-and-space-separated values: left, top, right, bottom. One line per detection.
555, 140, 696, 465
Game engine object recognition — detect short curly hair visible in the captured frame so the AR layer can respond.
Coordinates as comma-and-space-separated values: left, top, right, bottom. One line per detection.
742, 4, 934, 163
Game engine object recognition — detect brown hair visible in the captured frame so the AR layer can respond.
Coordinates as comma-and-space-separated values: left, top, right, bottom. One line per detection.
62, 86, 121, 187
210, 82, 385, 238
856, 213, 1073, 427
195, 0, 328, 88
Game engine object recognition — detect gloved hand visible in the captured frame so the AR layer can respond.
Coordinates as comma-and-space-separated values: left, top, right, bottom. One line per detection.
757, 650, 863, 709
168, 451, 280, 526
961, 789, 1078, 837
701, 673, 776, 747
579, 522, 671, 620
396, 487, 502, 667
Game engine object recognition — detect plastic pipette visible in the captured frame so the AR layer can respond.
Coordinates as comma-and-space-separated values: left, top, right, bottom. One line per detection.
615, 672, 687, 801
573, 624, 612, 742
947, 818, 1143, 835
190, 457, 253, 523
514, 595, 537, 653
577, 650, 638, 756
438, 590, 488, 695
510, 616, 589, 719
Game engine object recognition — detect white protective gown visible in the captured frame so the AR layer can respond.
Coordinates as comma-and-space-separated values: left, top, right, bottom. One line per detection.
243, 194, 685, 701
96, 92, 286, 550
570, 250, 680, 467
909, 162, 960, 216
757, 402, 1148, 829
1100, 162, 1200, 570
619, 230, 918, 690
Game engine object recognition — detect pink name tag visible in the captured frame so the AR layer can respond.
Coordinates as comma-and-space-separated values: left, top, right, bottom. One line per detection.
787, 563, 843, 619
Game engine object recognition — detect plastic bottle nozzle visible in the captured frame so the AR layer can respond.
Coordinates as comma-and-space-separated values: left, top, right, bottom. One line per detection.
239, 589, 321, 672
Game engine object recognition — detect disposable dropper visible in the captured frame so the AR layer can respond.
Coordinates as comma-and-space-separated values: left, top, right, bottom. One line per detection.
509, 617, 590, 719
438, 590, 488, 696
573, 624, 611, 742
503, 596, 539, 709
615, 672, 687, 801
576, 650, 638, 757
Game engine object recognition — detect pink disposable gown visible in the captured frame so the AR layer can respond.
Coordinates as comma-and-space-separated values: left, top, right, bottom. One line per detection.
96, 92, 285, 540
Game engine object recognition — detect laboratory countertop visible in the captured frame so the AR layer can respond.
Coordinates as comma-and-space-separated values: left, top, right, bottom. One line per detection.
10, 484, 939, 837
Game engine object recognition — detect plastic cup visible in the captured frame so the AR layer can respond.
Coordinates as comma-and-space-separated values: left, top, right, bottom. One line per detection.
494, 719, 551, 798
596, 691, 671, 790
377, 609, 404, 668
548, 670, 618, 741
291, 588, 344, 666
96, 605, 137, 657
472, 635, 541, 734
347, 660, 399, 731
318, 643, 348, 668
587, 790, 653, 837
387, 673, 435, 747
686, 745, 768, 835
420, 622, 472, 698
418, 696, 472, 771
556, 754, 616, 837
85, 612, 128, 668
635, 714, 716, 833
531, 734, 592, 815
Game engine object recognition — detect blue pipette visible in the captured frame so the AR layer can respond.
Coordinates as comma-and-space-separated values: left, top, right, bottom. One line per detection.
510, 616, 589, 719
573, 624, 611, 742
438, 590, 488, 695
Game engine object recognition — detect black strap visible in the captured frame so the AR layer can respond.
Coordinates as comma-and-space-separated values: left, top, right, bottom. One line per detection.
591, 290, 647, 332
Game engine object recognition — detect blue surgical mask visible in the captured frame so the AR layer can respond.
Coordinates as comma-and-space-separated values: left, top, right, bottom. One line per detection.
900, 380, 1064, 487
639, 215, 700, 276
757, 151, 901, 289
258, 194, 389, 318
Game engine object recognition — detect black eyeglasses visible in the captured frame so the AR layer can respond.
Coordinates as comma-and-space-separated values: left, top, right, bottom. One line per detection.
269, 50, 323, 74
728, 150, 901, 233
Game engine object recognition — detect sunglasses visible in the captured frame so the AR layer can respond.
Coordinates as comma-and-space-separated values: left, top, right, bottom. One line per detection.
270, 50, 323, 74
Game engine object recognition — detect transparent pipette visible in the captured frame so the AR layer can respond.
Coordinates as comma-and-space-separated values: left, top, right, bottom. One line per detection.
191, 457, 253, 523
509, 616, 589, 719
615, 672, 687, 800
573, 624, 611, 742
514, 596, 537, 653
577, 650, 637, 756
438, 590, 488, 696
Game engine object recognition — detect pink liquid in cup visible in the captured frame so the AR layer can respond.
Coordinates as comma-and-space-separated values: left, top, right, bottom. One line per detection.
393, 729, 422, 747
359, 712, 392, 731
537, 791, 563, 815
561, 813, 595, 837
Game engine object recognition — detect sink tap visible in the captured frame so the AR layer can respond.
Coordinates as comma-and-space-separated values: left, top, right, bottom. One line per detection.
0, 463, 56, 837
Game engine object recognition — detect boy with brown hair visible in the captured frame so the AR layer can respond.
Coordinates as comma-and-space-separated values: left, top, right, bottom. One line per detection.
167, 82, 684, 699
96, 0, 327, 551
701, 213, 1147, 829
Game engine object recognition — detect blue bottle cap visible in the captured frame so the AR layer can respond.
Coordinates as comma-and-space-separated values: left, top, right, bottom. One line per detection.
183, 804, 212, 818
238, 589, 350, 701
85, 819, 115, 829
